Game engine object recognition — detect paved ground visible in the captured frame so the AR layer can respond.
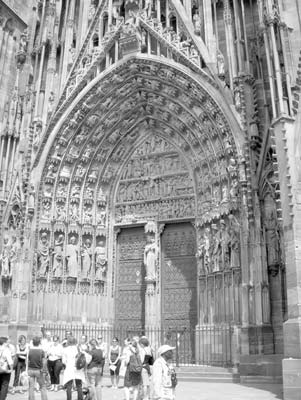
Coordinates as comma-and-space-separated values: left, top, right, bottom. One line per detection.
7, 377, 283, 400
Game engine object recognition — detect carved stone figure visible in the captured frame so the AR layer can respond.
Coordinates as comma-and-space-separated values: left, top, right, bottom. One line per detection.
229, 215, 240, 268
210, 224, 222, 272
28, 185, 35, 210
220, 220, 230, 269
264, 207, 280, 267
36, 233, 50, 277
217, 51, 225, 76
94, 240, 107, 280
0, 237, 11, 278
66, 236, 79, 278
81, 239, 92, 279
144, 235, 158, 280
52, 235, 64, 278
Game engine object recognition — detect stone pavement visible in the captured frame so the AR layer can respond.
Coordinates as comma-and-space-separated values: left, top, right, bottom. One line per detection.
7, 377, 283, 400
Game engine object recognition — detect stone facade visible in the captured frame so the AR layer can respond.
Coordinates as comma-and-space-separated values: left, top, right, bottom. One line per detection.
0, 0, 300, 398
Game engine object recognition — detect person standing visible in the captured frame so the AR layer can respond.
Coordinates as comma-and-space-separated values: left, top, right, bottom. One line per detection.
27, 337, 48, 400
47, 335, 63, 392
152, 345, 177, 400
78, 335, 89, 353
62, 337, 85, 400
123, 341, 142, 400
86, 339, 104, 400
108, 337, 121, 389
139, 337, 154, 400
0, 336, 13, 400
12, 335, 28, 394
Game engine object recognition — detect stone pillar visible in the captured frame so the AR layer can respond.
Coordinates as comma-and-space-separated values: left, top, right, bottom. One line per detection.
271, 116, 301, 400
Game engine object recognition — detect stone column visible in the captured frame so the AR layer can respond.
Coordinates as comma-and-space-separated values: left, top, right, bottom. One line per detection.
271, 117, 301, 400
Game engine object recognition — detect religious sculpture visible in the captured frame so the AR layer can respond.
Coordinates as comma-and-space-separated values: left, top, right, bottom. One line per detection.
264, 206, 280, 267
217, 51, 225, 77
0, 237, 11, 278
193, 10, 202, 35
81, 239, 92, 279
65, 236, 79, 278
52, 235, 64, 278
144, 234, 158, 280
196, 228, 211, 275
229, 215, 240, 268
36, 233, 51, 277
94, 239, 107, 280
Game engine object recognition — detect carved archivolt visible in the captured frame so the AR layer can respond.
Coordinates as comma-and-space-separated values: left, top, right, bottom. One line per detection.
32, 56, 244, 292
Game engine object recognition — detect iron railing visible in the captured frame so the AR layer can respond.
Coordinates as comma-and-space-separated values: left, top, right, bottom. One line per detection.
42, 323, 234, 367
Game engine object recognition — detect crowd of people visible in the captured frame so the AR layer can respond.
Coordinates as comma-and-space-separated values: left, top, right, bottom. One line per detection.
0, 331, 177, 400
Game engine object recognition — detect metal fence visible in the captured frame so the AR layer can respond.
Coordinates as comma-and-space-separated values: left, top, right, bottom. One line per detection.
42, 323, 233, 367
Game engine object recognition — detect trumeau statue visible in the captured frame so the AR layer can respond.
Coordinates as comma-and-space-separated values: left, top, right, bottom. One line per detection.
66, 236, 79, 278
144, 234, 158, 280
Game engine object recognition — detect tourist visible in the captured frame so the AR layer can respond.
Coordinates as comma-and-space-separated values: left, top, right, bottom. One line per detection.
62, 331, 72, 348
152, 345, 177, 400
0, 336, 13, 400
62, 337, 85, 400
78, 335, 89, 352
139, 337, 154, 400
41, 331, 52, 354
47, 335, 63, 392
27, 336, 48, 400
108, 337, 121, 388
96, 336, 107, 358
123, 340, 142, 400
86, 339, 105, 400
11, 335, 28, 394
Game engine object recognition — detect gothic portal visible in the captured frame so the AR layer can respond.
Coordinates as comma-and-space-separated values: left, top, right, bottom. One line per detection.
1, 1, 301, 397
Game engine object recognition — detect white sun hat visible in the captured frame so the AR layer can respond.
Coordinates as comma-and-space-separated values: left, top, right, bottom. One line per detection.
158, 344, 176, 356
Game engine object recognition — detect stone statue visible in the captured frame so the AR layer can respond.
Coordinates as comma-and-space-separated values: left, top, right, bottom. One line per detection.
264, 208, 280, 267
28, 185, 35, 210
52, 235, 64, 278
144, 0, 152, 18
0, 237, 11, 278
229, 215, 240, 268
9, 235, 18, 274
217, 51, 225, 76
210, 224, 222, 272
94, 240, 107, 280
81, 239, 92, 279
220, 220, 230, 269
36, 233, 50, 277
65, 236, 79, 278
193, 10, 202, 35
196, 228, 210, 274
144, 235, 158, 280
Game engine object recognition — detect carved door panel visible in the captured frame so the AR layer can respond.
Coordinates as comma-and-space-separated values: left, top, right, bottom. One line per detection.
115, 227, 146, 328
161, 223, 197, 363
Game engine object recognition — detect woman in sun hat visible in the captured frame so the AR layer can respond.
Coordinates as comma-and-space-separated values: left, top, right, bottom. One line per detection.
152, 345, 177, 400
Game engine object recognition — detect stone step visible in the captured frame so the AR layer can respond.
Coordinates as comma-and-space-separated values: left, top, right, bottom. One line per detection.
173, 366, 240, 383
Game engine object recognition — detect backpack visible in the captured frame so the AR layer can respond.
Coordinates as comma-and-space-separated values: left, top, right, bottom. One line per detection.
75, 347, 86, 370
128, 352, 142, 374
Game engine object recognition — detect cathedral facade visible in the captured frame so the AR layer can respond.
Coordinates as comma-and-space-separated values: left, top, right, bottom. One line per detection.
0, 0, 300, 398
